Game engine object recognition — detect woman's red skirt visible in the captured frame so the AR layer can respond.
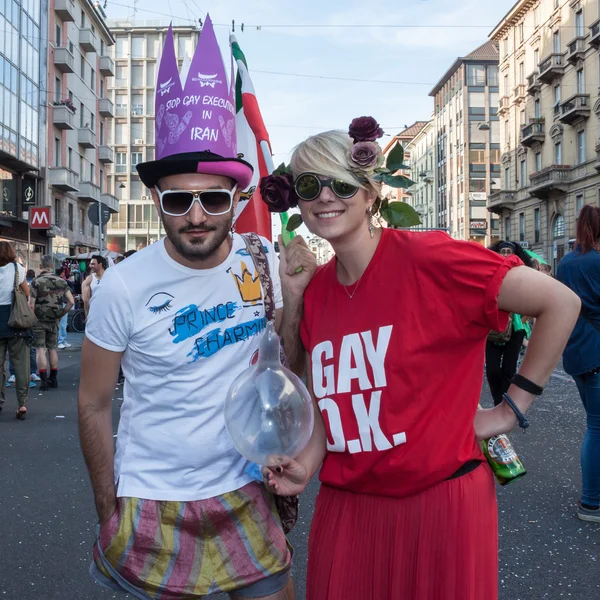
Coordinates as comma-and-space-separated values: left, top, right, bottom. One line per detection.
307, 462, 498, 600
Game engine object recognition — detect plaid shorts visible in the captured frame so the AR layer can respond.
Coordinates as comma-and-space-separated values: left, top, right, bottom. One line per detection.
32, 321, 59, 350
91, 482, 292, 599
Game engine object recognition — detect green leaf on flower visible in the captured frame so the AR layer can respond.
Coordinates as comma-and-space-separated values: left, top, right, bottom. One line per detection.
380, 202, 422, 228
385, 142, 405, 172
273, 163, 291, 176
286, 213, 304, 232
378, 174, 415, 188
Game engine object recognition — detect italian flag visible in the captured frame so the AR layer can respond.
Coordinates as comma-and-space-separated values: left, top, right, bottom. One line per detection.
231, 35, 273, 241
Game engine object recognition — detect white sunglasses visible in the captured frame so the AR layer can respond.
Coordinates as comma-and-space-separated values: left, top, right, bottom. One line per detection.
155, 185, 237, 217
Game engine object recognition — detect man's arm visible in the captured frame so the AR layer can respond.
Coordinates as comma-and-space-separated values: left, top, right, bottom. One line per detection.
78, 338, 122, 524
82, 276, 91, 316
276, 236, 317, 376
62, 289, 75, 318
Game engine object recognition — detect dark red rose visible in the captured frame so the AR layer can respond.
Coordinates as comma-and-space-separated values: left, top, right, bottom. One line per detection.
259, 173, 298, 213
348, 116, 384, 143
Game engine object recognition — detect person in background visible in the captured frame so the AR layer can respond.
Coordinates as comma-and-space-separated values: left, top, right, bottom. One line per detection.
30, 256, 74, 390
557, 205, 600, 522
81, 255, 106, 317
540, 263, 553, 276
56, 267, 72, 350
530, 258, 541, 271
0, 242, 31, 419
485, 241, 535, 406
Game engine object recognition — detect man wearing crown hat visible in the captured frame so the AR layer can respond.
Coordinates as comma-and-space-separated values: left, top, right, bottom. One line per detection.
79, 17, 315, 599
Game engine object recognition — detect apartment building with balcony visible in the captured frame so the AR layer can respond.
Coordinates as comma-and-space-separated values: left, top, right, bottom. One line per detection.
47, 0, 116, 257
429, 41, 501, 245
0, 0, 49, 262
104, 21, 200, 254
405, 120, 437, 230
490, 0, 600, 270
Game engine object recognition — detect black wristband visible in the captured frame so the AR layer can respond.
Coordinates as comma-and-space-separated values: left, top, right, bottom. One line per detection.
502, 393, 530, 430
511, 373, 544, 396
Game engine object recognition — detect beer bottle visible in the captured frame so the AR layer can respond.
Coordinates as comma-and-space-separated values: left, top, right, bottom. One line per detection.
481, 434, 527, 486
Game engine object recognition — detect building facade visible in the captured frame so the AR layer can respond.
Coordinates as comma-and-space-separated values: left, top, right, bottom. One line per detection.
104, 21, 200, 254
406, 119, 436, 230
429, 41, 501, 245
0, 0, 49, 263
46, 0, 116, 258
490, 0, 600, 270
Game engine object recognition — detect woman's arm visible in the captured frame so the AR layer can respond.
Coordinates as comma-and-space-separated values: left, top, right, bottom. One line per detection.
263, 352, 327, 496
20, 280, 29, 297
474, 265, 580, 439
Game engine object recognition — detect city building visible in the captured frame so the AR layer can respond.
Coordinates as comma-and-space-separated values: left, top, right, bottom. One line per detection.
104, 21, 200, 254
0, 0, 48, 263
490, 0, 600, 270
381, 121, 428, 206
405, 119, 436, 230
429, 41, 500, 245
46, 0, 116, 258
307, 236, 334, 265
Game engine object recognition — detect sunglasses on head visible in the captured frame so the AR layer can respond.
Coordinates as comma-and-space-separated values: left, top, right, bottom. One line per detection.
155, 185, 237, 217
294, 173, 363, 201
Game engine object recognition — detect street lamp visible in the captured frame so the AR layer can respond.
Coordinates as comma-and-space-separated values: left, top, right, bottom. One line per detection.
478, 122, 491, 131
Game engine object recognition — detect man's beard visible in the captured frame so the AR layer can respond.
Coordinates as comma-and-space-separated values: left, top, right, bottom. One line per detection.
162, 213, 233, 262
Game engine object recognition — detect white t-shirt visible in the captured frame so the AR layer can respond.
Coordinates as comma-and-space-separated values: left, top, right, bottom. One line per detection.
0, 263, 25, 305
85, 234, 283, 501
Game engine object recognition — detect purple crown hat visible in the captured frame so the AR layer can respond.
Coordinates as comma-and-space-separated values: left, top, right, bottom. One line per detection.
136, 17, 253, 190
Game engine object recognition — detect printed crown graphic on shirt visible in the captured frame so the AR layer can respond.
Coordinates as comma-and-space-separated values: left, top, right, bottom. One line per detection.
229, 261, 262, 304
154, 15, 237, 161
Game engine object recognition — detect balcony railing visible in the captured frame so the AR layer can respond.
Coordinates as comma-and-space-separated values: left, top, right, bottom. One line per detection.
590, 18, 600, 48
48, 167, 79, 192
513, 83, 527, 102
100, 193, 119, 213
99, 56, 115, 77
54, 0, 75, 21
98, 98, 114, 118
567, 37, 587, 64
78, 127, 96, 149
520, 121, 545, 147
487, 190, 516, 215
53, 105, 75, 130
98, 145, 114, 163
558, 93, 590, 125
53, 46, 75, 74
498, 96, 510, 114
528, 165, 571, 198
79, 28, 98, 53
115, 106, 128, 117
538, 53, 564, 83
527, 72, 541, 95
77, 181, 101, 202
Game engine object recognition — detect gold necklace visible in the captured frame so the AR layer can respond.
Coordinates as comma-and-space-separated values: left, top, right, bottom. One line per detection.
343, 275, 363, 299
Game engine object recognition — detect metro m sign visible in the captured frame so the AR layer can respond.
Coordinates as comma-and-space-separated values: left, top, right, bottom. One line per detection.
29, 207, 51, 229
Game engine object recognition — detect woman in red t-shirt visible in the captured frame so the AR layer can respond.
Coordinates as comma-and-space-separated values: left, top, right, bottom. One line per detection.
261, 118, 580, 600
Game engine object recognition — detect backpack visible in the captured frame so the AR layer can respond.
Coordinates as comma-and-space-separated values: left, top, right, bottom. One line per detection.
487, 313, 514, 344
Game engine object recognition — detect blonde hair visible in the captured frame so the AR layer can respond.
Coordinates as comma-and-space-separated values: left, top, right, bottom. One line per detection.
290, 130, 381, 199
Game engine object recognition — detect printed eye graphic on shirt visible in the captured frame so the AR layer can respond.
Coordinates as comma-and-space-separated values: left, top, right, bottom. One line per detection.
145, 292, 174, 314
236, 245, 269, 258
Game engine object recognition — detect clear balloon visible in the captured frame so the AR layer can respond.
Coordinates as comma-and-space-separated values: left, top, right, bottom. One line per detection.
224, 321, 314, 467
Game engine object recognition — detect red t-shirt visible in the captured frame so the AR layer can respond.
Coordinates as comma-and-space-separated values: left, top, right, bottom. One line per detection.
300, 229, 522, 498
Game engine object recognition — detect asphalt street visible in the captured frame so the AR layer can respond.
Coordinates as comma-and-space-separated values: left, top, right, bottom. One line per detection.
0, 339, 599, 599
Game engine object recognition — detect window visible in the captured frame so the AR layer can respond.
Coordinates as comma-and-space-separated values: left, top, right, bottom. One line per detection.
79, 207, 85, 235
81, 55, 85, 79
578, 130, 586, 164
503, 74, 509, 96
519, 61, 525, 84
576, 10, 584, 37
520, 159, 527, 188
519, 212, 525, 241
534, 5, 540, 27
555, 141, 562, 164
100, 122, 104, 145
68, 147, 73, 169
131, 152, 142, 171
534, 48, 539, 67
535, 98, 541, 118
132, 37, 144, 58
56, 24, 61, 46
535, 151, 542, 172
504, 166, 511, 190
116, 152, 127, 173
553, 30, 560, 53
54, 76, 61, 103
520, 109, 526, 125
100, 79, 104, 98
576, 194, 584, 216
80, 9, 85, 28
505, 216, 511, 240
554, 84, 561, 106
554, 214, 565, 238
131, 64, 144, 86
68, 203, 74, 231
55, 198, 61, 227
90, 68, 95, 92
469, 145, 485, 163
519, 22, 524, 43
534, 207, 541, 243
577, 69, 584, 94
116, 37, 129, 59
467, 64, 486, 86
54, 137, 60, 167
488, 65, 499, 87
504, 120, 510, 146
